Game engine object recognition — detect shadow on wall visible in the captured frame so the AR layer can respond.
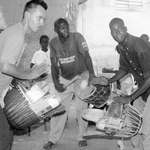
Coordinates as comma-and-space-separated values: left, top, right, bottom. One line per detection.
65, 1, 77, 32
0, 10, 7, 31
65, 0, 88, 32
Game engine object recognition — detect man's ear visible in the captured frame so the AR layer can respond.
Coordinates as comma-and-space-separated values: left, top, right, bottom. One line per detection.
54, 28, 57, 33
124, 26, 127, 32
24, 11, 30, 19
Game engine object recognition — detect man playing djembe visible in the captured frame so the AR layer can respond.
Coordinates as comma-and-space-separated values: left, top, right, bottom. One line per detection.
0, 0, 48, 149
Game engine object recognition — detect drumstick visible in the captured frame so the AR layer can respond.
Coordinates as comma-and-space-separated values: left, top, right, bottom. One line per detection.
64, 76, 81, 88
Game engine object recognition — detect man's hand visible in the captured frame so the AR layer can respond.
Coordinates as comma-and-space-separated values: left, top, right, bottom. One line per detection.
55, 82, 66, 93
30, 63, 49, 80
112, 95, 132, 105
89, 73, 96, 82
91, 76, 109, 86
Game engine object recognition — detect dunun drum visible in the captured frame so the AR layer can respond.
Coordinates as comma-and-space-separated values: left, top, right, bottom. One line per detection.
96, 103, 142, 138
3, 81, 63, 130
81, 84, 111, 108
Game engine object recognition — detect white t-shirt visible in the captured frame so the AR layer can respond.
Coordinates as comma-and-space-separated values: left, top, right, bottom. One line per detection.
31, 48, 51, 74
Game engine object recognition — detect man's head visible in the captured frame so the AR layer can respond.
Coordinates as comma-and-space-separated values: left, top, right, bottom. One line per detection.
40, 35, 49, 51
23, 0, 48, 32
109, 18, 127, 44
54, 18, 69, 39
140, 34, 149, 42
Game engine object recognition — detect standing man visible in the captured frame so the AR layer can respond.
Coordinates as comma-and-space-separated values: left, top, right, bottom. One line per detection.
0, 0, 48, 149
108, 17, 150, 150
43, 18, 96, 149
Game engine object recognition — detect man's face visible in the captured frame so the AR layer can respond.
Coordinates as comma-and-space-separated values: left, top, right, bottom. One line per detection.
28, 5, 46, 32
110, 21, 127, 43
57, 22, 69, 39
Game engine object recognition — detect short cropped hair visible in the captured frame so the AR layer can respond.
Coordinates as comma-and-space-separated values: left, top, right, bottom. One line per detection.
54, 18, 69, 30
23, 0, 48, 18
109, 18, 125, 29
40, 35, 49, 42
140, 34, 149, 41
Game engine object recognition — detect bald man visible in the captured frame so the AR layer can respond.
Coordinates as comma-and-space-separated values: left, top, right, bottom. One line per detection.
108, 18, 150, 150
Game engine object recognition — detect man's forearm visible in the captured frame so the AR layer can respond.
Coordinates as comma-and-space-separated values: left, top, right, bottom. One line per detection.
131, 77, 150, 100
108, 70, 127, 84
0, 62, 31, 79
84, 52, 95, 74
51, 57, 60, 84
51, 65, 59, 84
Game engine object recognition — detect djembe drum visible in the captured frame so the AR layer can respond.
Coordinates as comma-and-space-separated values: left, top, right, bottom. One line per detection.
79, 84, 111, 108
3, 79, 65, 130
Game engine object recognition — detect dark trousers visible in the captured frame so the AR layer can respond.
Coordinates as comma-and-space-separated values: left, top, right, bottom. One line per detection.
0, 106, 13, 150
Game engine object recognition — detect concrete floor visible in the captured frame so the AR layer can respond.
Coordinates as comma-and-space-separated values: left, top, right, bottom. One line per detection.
11, 101, 134, 150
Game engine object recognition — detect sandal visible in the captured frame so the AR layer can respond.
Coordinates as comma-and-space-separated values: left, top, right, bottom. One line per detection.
78, 139, 87, 147
43, 141, 54, 149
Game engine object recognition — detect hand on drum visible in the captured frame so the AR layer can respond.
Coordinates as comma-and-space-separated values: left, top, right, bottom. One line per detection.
91, 76, 109, 86
30, 63, 49, 80
112, 95, 132, 105
89, 73, 96, 83
55, 82, 66, 93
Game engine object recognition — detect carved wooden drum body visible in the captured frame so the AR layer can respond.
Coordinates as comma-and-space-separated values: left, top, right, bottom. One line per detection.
3, 81, 62, 130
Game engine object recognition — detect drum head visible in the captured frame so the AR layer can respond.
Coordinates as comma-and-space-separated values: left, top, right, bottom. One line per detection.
82, 108, 105, 123
80, 84, 111, 108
